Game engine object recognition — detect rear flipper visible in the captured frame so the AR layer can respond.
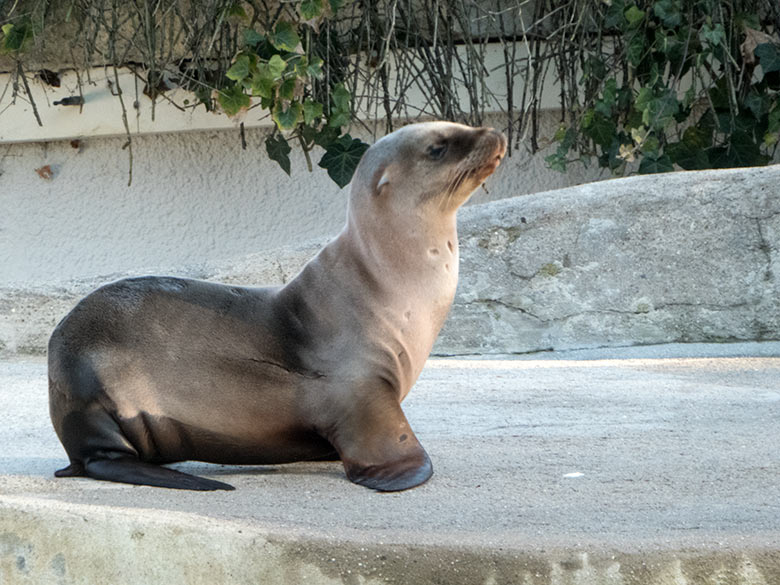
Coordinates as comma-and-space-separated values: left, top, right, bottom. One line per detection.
54, 461, 85, 477
55, 457, 234, 491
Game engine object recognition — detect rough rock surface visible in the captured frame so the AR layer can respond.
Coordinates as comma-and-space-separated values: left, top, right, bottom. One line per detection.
2, 166, 779, 356
436, 164, 780, 354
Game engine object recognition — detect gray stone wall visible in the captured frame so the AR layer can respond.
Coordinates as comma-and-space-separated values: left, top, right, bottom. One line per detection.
436, 165, 780, 354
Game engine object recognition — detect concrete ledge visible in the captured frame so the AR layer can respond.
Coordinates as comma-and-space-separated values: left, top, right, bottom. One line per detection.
2, 497, 779, 585
2, 345, 780, 584
0, 68, 270, 144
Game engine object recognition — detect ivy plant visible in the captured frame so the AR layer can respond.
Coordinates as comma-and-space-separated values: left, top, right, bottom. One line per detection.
217, 0, 368, 188
546, 0, 780, 175
3, 1, 777, 184
1, 21, 33, 53
0, 0, 368, 188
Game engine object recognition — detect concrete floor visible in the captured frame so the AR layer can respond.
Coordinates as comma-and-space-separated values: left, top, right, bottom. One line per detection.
2, 343, 780, 584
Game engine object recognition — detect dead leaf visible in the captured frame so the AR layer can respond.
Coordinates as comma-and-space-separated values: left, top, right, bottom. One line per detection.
37, 69, 61, 87
35, 165, 54, 180
741, 28, 778, 65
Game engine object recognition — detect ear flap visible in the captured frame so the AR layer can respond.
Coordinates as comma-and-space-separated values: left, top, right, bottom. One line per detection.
376, 171, 390, 192
373, 165, 391, 195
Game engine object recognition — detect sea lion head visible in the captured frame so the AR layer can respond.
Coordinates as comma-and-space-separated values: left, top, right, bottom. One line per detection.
349, 121, 507, 216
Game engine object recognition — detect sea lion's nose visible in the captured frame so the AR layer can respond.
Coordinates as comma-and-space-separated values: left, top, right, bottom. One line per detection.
481, 127, 507, 158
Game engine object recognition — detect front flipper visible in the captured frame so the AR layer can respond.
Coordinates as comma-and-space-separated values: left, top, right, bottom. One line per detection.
326, 391, 433, 492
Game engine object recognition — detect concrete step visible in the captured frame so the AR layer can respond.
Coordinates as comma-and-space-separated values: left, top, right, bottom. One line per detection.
2, 343, 780, 584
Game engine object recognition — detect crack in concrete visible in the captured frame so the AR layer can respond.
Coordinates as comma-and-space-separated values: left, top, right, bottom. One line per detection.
462, 298, 545, 321
753, 218, 774, 284
457, 298, 755, 326
508, 270, 533, 281
739, 210, 780, 222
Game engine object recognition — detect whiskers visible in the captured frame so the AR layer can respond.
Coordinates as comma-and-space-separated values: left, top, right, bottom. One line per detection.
439, 167, 471, 211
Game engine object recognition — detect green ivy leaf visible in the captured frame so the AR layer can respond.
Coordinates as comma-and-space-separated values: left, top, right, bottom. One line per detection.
228, 3, 248, 19
641, 134, 660, 158
583, 55, 608, 83
318, 134, 370, 188
595, 78, 618, 117
545, 152, 568, 172
328, 83, 352, 128
560, 127, 576, 150
328, 0, 350, 12
627, 32, 645, 67
599, 137, 624, 171
265, 134, 292, 175
583, 112, 616, 148
226, 54, 252, 82
755, 43, 780, 75
715, 111, 757, 136
641, 90, 679, 131
708, 77, 731, 111
743, 91, 769, 119
194, 85, 213, 111
217, 84, 250, 115
313, 125, 340, 147
268, 54, 287, 78
273, 102, 303, 130
666, 141, 709, 170
301, 0, 325, 21
699, 23, 725, 48
624, 5, 645, 28
297, 55, 324, 79
303, 99, 324, 125
604, 0, 627, 30
682, 125, 712, 149
243, 29, 264, 48
269, 21, 301, 52
331, 83, 350, 112
251, 67, 275, 98
278, 78, 297, 101
710, 131, 768, 168
765, 105, 780, 146
1, 21, 33, 53
635, 87, 652, 112
653, 0, 681, 28
638, 154, 674, 174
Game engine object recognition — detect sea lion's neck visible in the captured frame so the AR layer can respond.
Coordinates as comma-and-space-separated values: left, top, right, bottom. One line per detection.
342, 204, 460, 282
282, 207, 459, 392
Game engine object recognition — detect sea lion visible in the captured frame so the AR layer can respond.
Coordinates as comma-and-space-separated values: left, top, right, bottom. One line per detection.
48, 121, 507, 491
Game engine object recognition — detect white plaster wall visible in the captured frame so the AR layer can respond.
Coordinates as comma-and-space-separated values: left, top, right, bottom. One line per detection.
0, 116, 604, 287
0, 127, 342, 285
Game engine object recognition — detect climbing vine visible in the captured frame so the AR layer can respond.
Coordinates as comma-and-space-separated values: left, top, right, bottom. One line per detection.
543, 0, 780, 174
1, 0, 779, 185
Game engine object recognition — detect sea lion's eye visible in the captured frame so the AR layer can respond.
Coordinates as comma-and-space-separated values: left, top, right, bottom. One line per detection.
427, 143, 448, 161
